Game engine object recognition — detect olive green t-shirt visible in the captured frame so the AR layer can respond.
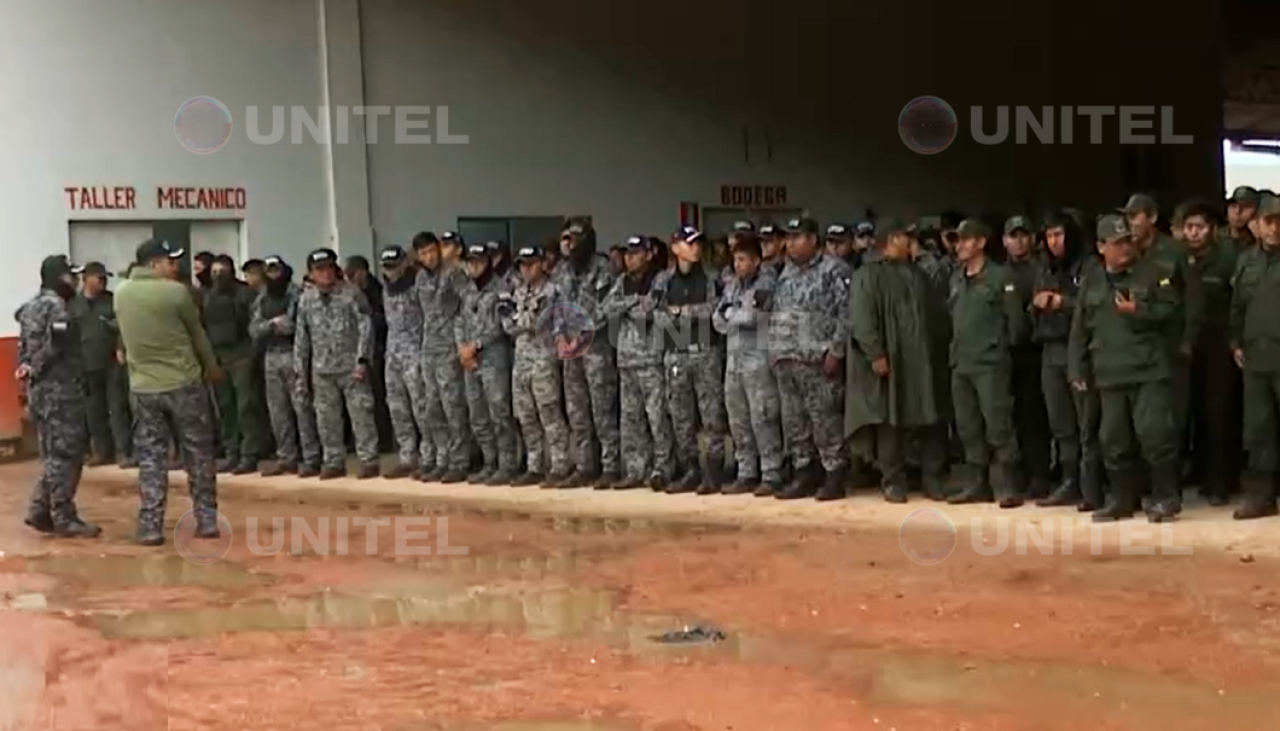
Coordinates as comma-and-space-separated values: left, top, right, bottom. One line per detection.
114, 267, 219, 394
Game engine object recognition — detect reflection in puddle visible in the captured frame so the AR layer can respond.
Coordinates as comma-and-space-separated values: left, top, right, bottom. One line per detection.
24, 555, 269, 589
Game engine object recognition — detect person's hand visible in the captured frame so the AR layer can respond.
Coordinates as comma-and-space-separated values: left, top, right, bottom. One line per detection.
823, 353, 843, 379
271, 315, 289, 330
205, 365, 226, 383
871, 357, 890, 377
115, 349, 126, 365
352, 363, 367, 382
459, 343, 478, 364
1113, 292, 1137, 314
1032, 291, 1055, 310
14, 364, 30, 381
1234, 348, 1246, 370
1071, 380, 1089, 392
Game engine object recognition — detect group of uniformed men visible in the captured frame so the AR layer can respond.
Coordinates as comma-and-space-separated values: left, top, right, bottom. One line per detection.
17, 184, 1280, 543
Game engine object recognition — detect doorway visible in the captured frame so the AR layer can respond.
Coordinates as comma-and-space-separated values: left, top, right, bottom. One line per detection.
69, 220, 243, 279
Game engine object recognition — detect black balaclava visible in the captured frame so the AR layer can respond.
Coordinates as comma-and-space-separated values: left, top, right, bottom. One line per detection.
566, 220, 597, 273
40, 258, 75, 301
212, 255, 237, 290
266, 263, 293, 297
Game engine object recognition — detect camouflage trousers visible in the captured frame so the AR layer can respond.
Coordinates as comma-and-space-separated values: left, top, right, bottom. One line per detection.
725, 352, 784, 482
562, 345, 621, 476
620, 365, 674, 481
465, 345, 519, 473
775, 359, 848, 472
28, 378, 89, 524
512, 356, 569, 476
422, 350, 470, 472
385, 352, 428, 468
264, 349, 321, 468
133, 383, 217, 528
313, 370, 379, 469
665, 349, 728, 473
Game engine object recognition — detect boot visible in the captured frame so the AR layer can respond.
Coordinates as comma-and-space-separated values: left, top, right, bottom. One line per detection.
776, 462, 821, 500
87, 456, 112, 468
646, 473, 669, 491
418, 466, 444, 482
194, 510, 221, 540
541, 472, 572, 489
1093, 469, 1137, 522
298, 463, 321, 478
440, 470, 468, 484
216, 457, 238, 474
136, 512, 165, 546
1027, 475, 1054, 501
470, 465, 497, 484
815, 464, 848, 502
384, 463, 413, 480
612, 476, 643, 490
486, 470, 518, 486
560, 470, 596, 489
665, 467, 702, 495
723, 477, 758, 496
24, 504, 54, 534
117, 456, 138, 469
261, 462, 297, 477
357, 462, 380, 480
512, 472, 543, 487
994, 462, 1024, 509
755, 478, 782, 498
595, 472, 621, 490
1202, 486, 1230, 507
319, 466, 346, 481
1037, 468, 1081, 507
52, 514, 102, 539
847, 458, 881, 490
1144, 461, 1182, 523
922, 472, 948, 501
696, 462, 724, 495
947, 464, 993, 504
1234, 472, 1278, 520
882, 481, 908, 504
1078, 458, 1103, 512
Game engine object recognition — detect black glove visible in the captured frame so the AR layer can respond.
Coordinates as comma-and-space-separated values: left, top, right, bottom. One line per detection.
753, 290, 770, 308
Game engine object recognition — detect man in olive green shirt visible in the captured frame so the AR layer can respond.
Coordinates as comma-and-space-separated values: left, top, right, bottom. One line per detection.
115, 238, 224, 546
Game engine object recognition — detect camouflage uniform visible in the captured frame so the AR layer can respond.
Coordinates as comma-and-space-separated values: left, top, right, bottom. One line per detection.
652, 265, 728, 484
553, 253, 621, 479
501, 277, 570, 477
17, 290, 91, 529
294, 281, 379, 469
133, 383, 219, 524
769, 255, 852, 474
250, 282, 321, 470
601, 271, 675, 483
415, 265, 471, 473
457, 273, 519, 475
713, 267, 783, 484
382, 275, 429, 470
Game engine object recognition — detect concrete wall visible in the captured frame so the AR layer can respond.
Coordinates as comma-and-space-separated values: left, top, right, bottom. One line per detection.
0, 0, 1224, 336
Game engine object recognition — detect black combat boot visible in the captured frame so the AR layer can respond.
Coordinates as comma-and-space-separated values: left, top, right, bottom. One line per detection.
922, 470, 948, 501
696, 461, 724, 495
216, 456, 238, 474
666, 467, 702, 495
261, 462, 297, 477
594, 472, 621, 490
512, 472, 543, 487
52, 514, 102, 539
298, 463, 321, 478
440, 469, 468, 484
611, 476, 643, 490
1037, 461, 1081, 507
470, 464, 497, 484
1145, 461, 1182, 523
847, 458, 881, 490
648, 473, 669, 492
24, 499, 54, 534
1093, 469, 1137, 522
486, 469, 519, 486
232, 459, 258, 476
135, 511, 165, 546
755, 477, 783, 498
1234, 471, 1278, 521
1077, 457, 1103, 512
947, 464, 994, 504
722, 476, 758, 496
815, 464, 848, 502
384, 462, 413, 480
882, 480, 909, 504
117, 456, 139, 469
194, 509, 221, 540
776, 462, 821, 500
87, 455, 112, 468
994, 462, 1025, 509
319, 465, 346, 480
418, 465, 444, 482
357, 462, 380, 480
560, 470, 596, 489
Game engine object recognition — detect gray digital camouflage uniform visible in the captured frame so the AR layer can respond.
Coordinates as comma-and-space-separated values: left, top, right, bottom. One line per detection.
457, 272, 518, 474
17, 290, 91, 528
601, 271, 674, 482
552, 253, 621, 478
293, 281, 378, 469
382, 273, 430, 470
713, 267, 783, 483
250, 282, 321, 469
652, 265, 728, 478
416, 265, 471, 472
768, 254, 852, 473
501, 276, 570, 477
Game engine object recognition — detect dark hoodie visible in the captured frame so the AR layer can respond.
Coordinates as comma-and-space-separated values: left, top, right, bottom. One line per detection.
251, 264, 297, 353
1031, 217, 1086, 364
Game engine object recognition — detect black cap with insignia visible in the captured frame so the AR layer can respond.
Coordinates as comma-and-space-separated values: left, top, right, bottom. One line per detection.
379, 245, 408, 268
307, 248, 339, 269
785, 217, 820, 235
825, 223, 850, 239
465, 243, 490, 260
515, 244, 544, 261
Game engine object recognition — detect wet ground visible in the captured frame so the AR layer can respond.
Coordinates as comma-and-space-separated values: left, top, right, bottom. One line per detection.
3, 462, 1280, 730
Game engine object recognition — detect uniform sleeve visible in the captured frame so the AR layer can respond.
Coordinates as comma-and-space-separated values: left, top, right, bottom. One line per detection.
1067, 286, 1091, 384
649, 271, 673, 332
178, 288, 220, 373
1131, 268, 1178, 328
1228, 254, 1251, 352
1179, 255, 1204, 354
1001, 270, 1030, 346
19, 300, 56, 380
826, 263, 852, 359
248, 292, 271, 339
712, 284, 733, 336
293, 298, 311, 376
599, 277, 631, 320
848, 268, 883, 362
353, 291, 373, 363
453, 288, 470, 348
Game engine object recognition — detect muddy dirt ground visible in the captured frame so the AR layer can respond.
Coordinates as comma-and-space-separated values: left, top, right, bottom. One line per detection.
3, 461, 1280, 730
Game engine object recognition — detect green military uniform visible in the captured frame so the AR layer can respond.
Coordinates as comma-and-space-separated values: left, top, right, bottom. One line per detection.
1228, 193, 1280, 519
1069, 214, 1180, 522
1003, 215, 1054, 497
70, 270, 132, 465
1186, 232, 1242, 503
1222, 186, 1259, 252
946, 219, 1028, 507
201, 279, 264, 473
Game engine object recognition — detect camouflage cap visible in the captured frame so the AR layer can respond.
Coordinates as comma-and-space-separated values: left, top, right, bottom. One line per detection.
1230, 186, 1260, 207
1258, 193, 1280, 218
1004, 215, 1033, 234
956, 218, 990, 239
1121, 193, 1158, 216
1096, 213, 1132, 243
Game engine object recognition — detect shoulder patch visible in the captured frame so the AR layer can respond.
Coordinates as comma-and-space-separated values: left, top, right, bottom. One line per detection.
1003, 283, 1015, 292
1158, 278, 1171, 287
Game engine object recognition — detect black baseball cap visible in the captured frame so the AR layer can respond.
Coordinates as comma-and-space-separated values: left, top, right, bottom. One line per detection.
440, 231, 464, 247
515, 244, 544, 261
307, 248, 339, 269
41, 255, 83, 280
785, 217, 820, 235
135, 238, 184, 264
379, 245, 408, 268
465, 243, 490, 260
732, 220, 756, 233
825, 224, 851, 239
484, 240, 502, 252
672, 225, 704, 244
82, 261, 111, 277
624, 235, 648, 252
854, 222, 875, 237
263, 255, 286, 269
562, 220, 590, 238
759, 224, 782, 238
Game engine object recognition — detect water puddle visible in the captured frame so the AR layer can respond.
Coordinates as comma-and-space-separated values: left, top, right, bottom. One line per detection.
461, 725, 635, 731
24, 554, 270, 590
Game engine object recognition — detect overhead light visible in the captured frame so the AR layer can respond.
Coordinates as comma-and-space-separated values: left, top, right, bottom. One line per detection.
1240, 139, 1280, 147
